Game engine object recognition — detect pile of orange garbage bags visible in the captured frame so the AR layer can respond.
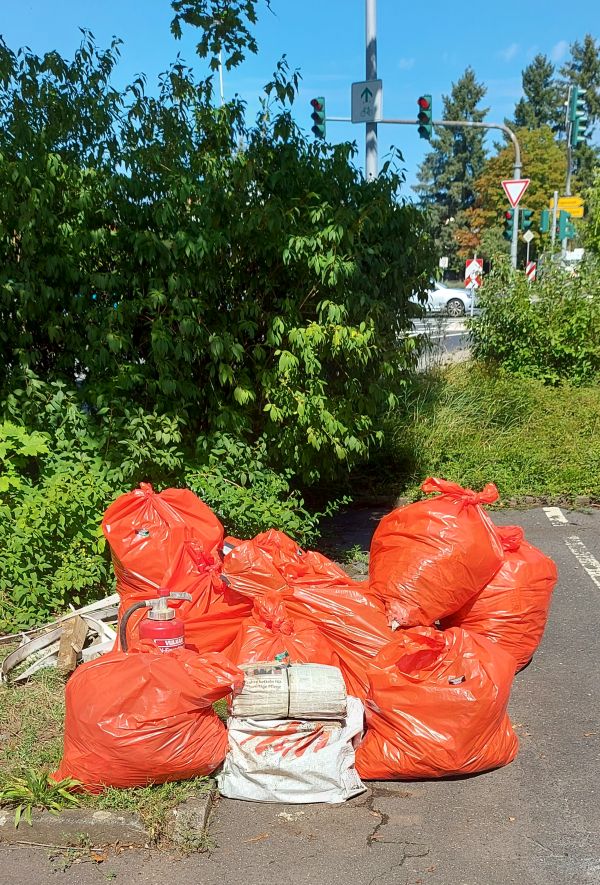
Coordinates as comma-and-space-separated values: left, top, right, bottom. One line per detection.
54, 477, 557, 791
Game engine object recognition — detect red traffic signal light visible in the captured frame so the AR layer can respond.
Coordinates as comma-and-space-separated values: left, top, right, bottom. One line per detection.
417, 96, 431, 110
310, 98, 324, 112
504, 210, 513, 220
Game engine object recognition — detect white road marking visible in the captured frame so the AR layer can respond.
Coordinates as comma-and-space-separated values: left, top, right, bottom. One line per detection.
564, 536, 600, 590
543, 507, 568, 526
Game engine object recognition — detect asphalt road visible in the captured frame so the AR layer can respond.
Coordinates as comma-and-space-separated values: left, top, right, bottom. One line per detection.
2, 506, 599, 885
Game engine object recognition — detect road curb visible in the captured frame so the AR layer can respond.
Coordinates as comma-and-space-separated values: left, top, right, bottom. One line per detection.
0, 788, 216, 850
0, 807, 148, 846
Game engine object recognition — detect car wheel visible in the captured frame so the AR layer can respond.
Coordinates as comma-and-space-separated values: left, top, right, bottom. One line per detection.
446, 298, 465, 317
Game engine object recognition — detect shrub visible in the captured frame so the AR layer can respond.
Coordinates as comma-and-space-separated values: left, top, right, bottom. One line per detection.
469, 257, 600, 385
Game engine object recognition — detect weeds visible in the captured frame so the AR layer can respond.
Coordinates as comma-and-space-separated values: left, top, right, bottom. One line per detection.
0, 770, 80, 827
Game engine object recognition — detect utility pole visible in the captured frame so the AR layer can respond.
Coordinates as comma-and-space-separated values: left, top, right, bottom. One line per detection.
565, 84, 573, 197
551, 189, 559, 249
365, 0, 377, 179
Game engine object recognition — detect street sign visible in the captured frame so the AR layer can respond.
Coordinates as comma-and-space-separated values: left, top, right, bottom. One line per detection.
351, 79, 383, 123
439, 256, 449, 269
464, 258, 483, 290
526, 261, 537, 282
549, 195, 585, 219
522, 229, 535, 244
501, 178, 530, 208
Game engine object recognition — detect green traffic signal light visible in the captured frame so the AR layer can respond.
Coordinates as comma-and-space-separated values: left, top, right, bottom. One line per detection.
539, 209, 550, 234
521, 209, 534, 232
569, 87, 589, 147
503, 209, 515, 241
310, 96, 326, 139
417, 94, 433, 140
557, 210, 576, 240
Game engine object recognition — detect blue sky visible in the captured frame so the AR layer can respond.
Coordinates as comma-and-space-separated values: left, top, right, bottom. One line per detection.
1, 1, 597, 191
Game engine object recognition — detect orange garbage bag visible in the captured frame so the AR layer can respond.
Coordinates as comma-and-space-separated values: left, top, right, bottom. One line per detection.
224, 591, 338, 667
369, 478, 504, 627
223, 533, 393, 698
159, 539, 252, 656
53, 645, 243, 793
355, 626, 518, 780
102, 484, 225, 649
441, 525, 558, 671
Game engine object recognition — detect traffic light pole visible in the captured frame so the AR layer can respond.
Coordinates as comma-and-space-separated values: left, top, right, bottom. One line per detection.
365, 0, 377, 180
326, 115, 523, 267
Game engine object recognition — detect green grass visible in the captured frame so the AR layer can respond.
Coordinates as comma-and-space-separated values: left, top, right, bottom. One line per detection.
388, 362, 600, 504
0, 667, 215, 844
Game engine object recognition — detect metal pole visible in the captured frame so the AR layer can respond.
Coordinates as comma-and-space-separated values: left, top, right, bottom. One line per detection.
365, 0, 377, 179
526, 239, 530, 266
551, 189, 558, 249
565, 85, 573, 197
218, 49, 225, 106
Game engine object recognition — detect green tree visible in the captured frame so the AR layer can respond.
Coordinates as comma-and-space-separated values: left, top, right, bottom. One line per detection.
513, 54, 562, 130
455, 127, 567, 262
414, 67, 489, 271
560, 34, 600, 189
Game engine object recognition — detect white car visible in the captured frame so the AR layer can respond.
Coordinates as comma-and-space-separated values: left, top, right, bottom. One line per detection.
410, 281, 476, 317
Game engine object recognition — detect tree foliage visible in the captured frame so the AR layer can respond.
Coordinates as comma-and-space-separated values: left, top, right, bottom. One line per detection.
455, 127, 567, 261
512, 54, 562, 131
415, 67, 488, 271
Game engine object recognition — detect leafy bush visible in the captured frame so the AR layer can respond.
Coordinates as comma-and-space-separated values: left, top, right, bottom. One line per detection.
0, 36, 433, 486
0, 376, 346, 631
469, 258, 600, 384
390, 362, 600, 502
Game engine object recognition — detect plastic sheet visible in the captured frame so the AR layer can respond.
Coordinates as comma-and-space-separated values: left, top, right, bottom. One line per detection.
369, 478, 504, 627
224, 592, 338, 667
441, 525, 558, 671
53, 645, 243, 792
355, 626, 518, 780
223, 533, 393, 699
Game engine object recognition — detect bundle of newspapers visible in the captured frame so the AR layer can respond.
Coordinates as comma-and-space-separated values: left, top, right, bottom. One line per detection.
230, 661, 347, 720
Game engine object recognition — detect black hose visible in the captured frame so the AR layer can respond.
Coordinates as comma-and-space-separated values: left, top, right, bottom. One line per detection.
119, 601, 149, 653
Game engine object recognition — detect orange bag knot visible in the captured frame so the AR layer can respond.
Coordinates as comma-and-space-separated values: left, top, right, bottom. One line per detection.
138, 482, 155, 497
498, 525, 524, 552
421, 477, 499, 506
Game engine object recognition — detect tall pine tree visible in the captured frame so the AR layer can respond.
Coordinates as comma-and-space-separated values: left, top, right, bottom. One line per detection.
513, 54, 562, 130
560, 34, 600, 190
414, 67, 488, 271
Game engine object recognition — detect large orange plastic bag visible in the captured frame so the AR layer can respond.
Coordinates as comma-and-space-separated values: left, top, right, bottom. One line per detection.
223, 535, 392, 698
369, 478, 504, 627
355, 626, 518, 780
159, 539, 252, 656
53, 646, 243, 793
441, 526, 558, 671
103, 485, 227, 650
103, 483, 223, 590
217, 696, 366, 803
224, 592, 338, 667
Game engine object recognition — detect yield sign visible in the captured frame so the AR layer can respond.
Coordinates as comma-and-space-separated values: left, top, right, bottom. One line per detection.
501, 178, 530, 208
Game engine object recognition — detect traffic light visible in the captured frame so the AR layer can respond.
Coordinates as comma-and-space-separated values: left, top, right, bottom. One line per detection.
558, 210, 576, 240
503, 209, 515, 241
521, 209, 534, 232
569, 87, 589, 147
310, 97, 326, 139
417, 95, 433, 140
539, 209, 550, 234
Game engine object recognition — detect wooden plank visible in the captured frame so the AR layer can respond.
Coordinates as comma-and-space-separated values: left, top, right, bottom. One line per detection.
57, 616, 88, 676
